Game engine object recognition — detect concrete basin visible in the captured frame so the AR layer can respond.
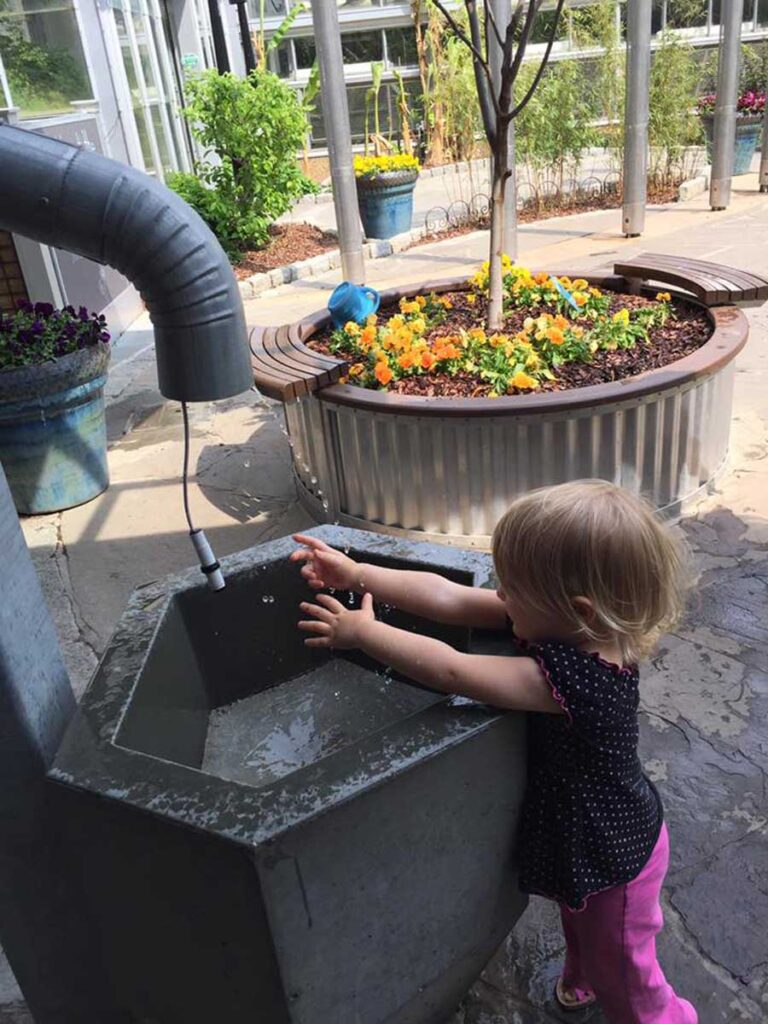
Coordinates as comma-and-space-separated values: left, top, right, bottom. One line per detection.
50, 527, 527, 1024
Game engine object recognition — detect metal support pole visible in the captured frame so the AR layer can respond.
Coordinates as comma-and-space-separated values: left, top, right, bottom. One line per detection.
310, 0, 365, 283
622, 0, 651, 237
207, 0, 231, 74
0, 463, 127, 1022
710, 0, 744, 210
759, 86, 768, 192
489, 0, 517, 258
231, 0, 256, 74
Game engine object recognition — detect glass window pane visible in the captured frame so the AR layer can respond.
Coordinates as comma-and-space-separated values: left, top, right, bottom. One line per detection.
0, 0, 93, 117
135, 106, 155, 170
760, 0, 768, 24
652, 1, 663, 34
712, 0, 755, 23
531, 9, 568, 44
294, 35, 315, 69
666, 0, 708, 29
150, 103, 174, 171
340, 29, 383, 64
386, 25, 417, 66
271, 40, 291, 76
133, 12, 160, 100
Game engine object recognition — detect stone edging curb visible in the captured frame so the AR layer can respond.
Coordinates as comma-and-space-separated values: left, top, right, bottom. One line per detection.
237, 224, 429, 299
678, 164, 712, 202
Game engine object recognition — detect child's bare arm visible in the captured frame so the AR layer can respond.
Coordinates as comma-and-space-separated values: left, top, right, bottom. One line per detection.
298, 594, 561, 714
291, 533, 507, 629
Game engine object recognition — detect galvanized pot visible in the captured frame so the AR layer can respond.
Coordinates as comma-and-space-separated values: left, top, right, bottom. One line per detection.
0, 343, 110, 514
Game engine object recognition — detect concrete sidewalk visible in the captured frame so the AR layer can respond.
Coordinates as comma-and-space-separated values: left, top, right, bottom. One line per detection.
3, 177, 768, 1023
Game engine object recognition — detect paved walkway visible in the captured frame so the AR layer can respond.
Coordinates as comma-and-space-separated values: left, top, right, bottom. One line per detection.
3, 174, 768, 1023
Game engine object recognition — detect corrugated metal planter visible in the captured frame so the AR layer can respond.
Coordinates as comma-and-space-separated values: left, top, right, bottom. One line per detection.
0, 344, 110, 514
277, 275, 748, 545
356, 170, 418, 239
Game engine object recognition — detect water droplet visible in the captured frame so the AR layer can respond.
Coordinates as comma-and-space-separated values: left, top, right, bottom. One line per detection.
261, 594, 275, 604
310, 475, 318, 485
243, 460, 251, 468
348, 593, 355, 605
322, 500, 329, 511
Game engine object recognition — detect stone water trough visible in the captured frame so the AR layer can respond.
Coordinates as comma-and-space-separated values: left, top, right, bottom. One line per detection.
50, 526, 527, 1024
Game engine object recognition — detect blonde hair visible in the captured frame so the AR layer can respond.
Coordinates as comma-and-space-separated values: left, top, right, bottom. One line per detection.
491, 480, 690, 665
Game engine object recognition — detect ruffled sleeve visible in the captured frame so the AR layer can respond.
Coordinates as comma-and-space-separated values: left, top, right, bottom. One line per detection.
524, 640, 637, 741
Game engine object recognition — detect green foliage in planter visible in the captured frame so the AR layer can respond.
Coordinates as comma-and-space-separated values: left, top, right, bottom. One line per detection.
0, 301, 109, 371
516, 59, 598, 183
167, 69, 316, 259
648, 31, 703, 185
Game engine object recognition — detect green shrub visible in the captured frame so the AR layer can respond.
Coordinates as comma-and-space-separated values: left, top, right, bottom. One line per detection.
168, 69, 315, 259
648, 31, 703, 186
516, 59, 598, 184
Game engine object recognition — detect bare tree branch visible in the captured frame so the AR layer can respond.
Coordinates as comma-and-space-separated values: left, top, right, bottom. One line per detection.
510, 0, 566, 119
466, 0, 500, 138
502, 0, 546, 111
428, 0, 487, 71
430, 0, 499, 141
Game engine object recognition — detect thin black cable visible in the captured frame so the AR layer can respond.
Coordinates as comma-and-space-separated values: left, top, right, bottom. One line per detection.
181, 400, 195, 534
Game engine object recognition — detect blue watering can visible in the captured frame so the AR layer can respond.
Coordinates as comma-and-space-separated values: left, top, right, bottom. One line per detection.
328, 282, 380, 329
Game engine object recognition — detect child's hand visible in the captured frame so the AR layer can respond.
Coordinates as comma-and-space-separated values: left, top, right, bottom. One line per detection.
291, 534, 360, 591
298, 592, 375, 650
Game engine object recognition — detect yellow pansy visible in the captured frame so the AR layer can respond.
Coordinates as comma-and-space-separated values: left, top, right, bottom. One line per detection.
510, 371, 539, 391
612, 308, 630, 326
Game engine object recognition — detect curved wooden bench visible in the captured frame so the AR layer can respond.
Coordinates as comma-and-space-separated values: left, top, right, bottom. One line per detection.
614, 253, 768, 307
250, 324, 347, 401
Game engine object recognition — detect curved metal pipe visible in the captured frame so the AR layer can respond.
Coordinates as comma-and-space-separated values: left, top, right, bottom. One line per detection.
0, 125, 251, 402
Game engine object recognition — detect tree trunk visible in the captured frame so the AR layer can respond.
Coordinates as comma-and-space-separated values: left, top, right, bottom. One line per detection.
487, 151, 508, 332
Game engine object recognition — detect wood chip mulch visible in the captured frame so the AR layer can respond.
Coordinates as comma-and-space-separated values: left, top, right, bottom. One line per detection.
308, 290, 712, 398
234, 223, 338, 279
415, 181, 681, 246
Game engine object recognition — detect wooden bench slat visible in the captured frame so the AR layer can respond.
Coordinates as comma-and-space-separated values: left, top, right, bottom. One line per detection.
614, 253, 768, 307
272, 323, 336, 389
263, 324, 329, 387
636, 255, 766, 302
628, 254, 759, 302
614, 262, 727, 304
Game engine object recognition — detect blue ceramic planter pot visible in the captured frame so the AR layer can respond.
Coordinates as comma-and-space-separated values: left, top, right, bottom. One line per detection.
703, 117, 761, 176
0, 344, 110, 514
356, 170, 418, 240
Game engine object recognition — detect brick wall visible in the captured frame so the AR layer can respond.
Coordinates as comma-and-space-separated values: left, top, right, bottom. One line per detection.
0, 231, 28, 313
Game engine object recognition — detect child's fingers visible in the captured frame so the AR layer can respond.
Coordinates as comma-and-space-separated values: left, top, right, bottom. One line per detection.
304, 636, 331, 648
290, 548, 314, 563
361, 592, 374, 612
315, 593, 345, 613
298, 620, 331, 635
293, 534, 334, 553
300, 564, 322, 583
299, 601, 336, 623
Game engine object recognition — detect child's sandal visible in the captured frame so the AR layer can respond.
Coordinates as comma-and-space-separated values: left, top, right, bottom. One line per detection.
554, 977, 597, 1012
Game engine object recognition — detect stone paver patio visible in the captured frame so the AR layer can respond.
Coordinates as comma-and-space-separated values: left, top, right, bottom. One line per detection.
3, 178, 768, 1023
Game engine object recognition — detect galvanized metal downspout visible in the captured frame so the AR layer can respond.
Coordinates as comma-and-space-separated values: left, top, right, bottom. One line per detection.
0, 124, 252, 402
0, 125, 252, 1021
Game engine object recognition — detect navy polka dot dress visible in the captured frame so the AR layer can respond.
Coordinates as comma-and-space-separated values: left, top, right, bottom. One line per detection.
517, 639, 663, 910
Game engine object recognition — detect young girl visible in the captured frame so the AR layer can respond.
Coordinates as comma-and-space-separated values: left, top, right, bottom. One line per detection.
291, 479, 696, 1024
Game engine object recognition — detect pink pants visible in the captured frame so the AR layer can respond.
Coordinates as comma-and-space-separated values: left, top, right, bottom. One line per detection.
559, 824, 697, 1024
